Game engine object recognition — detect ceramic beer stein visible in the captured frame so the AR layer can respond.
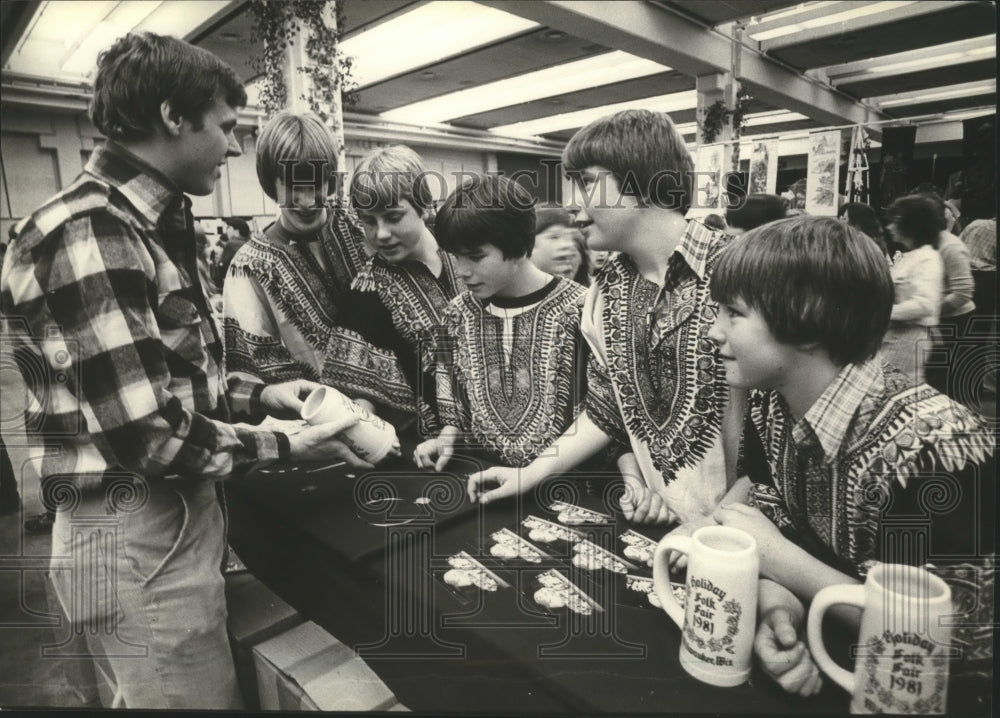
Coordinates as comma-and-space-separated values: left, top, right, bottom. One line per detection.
653, 525, 759, 687
808, 563, 952, 714
301, 385, 399, 464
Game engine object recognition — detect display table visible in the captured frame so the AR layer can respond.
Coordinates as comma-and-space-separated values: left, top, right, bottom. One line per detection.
226, 447, 847, 715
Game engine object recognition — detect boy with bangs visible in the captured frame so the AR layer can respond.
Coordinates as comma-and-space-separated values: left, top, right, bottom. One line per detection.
706, 217, 994, 709
414, 175, 588, 471
223, 112, 414, 430
341, 145, 465, 437
468, 109, 743, 528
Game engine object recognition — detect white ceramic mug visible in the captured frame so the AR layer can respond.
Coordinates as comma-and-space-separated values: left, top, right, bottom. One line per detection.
808, 563, 952, 714
301, 385, 398, 464
653, 525, 759, 687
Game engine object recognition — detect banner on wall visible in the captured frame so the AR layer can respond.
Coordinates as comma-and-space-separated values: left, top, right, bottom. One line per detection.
805, 130, 841, 216
877, 125, 916, 208
692, 143, 727, 216
748, 140, 779, 195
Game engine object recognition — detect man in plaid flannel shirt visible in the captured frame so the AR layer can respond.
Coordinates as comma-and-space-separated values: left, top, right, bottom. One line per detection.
0, 33, 362, 709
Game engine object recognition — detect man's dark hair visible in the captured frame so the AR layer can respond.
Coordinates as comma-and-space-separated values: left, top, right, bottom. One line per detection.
224, 217, 251, 239
435, 175, 536, 259
887, 194, 946, 248
726, 194, 788, 232
90, 32, 247, 141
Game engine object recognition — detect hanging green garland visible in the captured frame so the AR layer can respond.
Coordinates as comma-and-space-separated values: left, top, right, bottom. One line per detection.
700, 87, 752, 144
247, 0, 290, 115
247, 0, 357, 119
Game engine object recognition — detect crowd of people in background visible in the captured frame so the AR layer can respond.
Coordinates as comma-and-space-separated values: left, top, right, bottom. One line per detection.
0, 29, 994, 713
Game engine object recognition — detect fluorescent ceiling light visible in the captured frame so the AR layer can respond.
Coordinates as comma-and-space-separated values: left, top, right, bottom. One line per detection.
676, 111, 810, 137
749, 2, 837, 25
490, 91, 697, 138
134, 1, 235, 41
340, 2, 537, 88
750, 1, 914, 41
823, 35, 996, 83
381, 51, 670, 124
942, 108, 995, 121
61, 1, 163, 74
744, 111, 809, 127
875, 82, 995, 107
868, 51, 964, 73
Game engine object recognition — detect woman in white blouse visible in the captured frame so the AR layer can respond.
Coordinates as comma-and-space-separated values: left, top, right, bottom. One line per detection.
880, 194, 945, 384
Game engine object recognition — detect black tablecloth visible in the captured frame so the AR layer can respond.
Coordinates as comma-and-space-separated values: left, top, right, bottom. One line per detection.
226, 448, 848, 715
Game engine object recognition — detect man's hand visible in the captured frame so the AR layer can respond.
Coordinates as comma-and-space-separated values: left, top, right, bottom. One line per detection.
261, 379, 322, 414
713, 503, 787, 576
414, 427, 457, 472
755, 607, 823, 697
467, 467, 522, 504
287, 417, 373, 469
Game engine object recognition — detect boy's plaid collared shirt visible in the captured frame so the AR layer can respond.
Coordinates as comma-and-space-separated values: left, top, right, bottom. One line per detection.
0, 142, 286, 490
790, 358, 882, 463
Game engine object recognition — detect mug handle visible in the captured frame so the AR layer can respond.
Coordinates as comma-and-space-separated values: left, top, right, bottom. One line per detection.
652, 534, 692, 629
807, 584, 865, 693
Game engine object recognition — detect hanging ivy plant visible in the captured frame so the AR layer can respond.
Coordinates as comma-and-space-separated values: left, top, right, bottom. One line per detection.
247, 0, 291, 116
247, 0, 357, 119
294, 0, 358, 120
699, 87, 753, 144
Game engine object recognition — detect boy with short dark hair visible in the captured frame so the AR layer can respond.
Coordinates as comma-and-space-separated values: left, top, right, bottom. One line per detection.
707, 216, 994, 707
415, 175, 587, 470
468, 109, 741, 528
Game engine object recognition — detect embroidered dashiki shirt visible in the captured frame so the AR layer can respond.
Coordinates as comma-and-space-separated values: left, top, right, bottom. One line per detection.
341, 249, 465, 436
582, 220, 731, 523
742, 359, 995, 687
435, 276, 588, 467
222, 209, 415, 420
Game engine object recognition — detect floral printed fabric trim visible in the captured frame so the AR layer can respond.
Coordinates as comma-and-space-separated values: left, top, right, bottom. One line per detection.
592, 245, 728, 483
440, 278, 586, 467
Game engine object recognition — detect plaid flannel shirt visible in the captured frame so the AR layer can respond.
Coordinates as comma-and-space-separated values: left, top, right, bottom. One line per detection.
0, 142, 288, 491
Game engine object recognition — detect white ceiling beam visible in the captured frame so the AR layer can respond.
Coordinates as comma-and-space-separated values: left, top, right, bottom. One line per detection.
758, 1, 974, 52
478, 1, 886, 128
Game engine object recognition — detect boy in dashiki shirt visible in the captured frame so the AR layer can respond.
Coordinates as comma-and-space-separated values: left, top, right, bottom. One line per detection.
708, 217, 994, 711
223, 112, 414, 425
340, 145, 464, 437
468, 110, 742, 528
414, 175, 588, 471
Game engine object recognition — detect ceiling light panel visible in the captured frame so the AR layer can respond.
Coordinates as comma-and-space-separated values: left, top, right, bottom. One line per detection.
381, 51, 670, 124
5, 1, 235, 79
490, 90, 698, 138
824, 35, 996, 84
60, 2, 165, 74
870, 80, 995, 107
749, 1, 914, 42
340, 2, 538, 89
134, 1, 235, 43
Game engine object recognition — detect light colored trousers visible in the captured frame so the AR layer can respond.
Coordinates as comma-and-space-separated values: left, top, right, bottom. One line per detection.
49, 477, 242, 709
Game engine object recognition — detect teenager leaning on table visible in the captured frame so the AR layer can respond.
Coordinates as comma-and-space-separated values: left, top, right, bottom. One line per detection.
467, 109, 747, 533
706, 217, 994, 710
0, 33, 363, 709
